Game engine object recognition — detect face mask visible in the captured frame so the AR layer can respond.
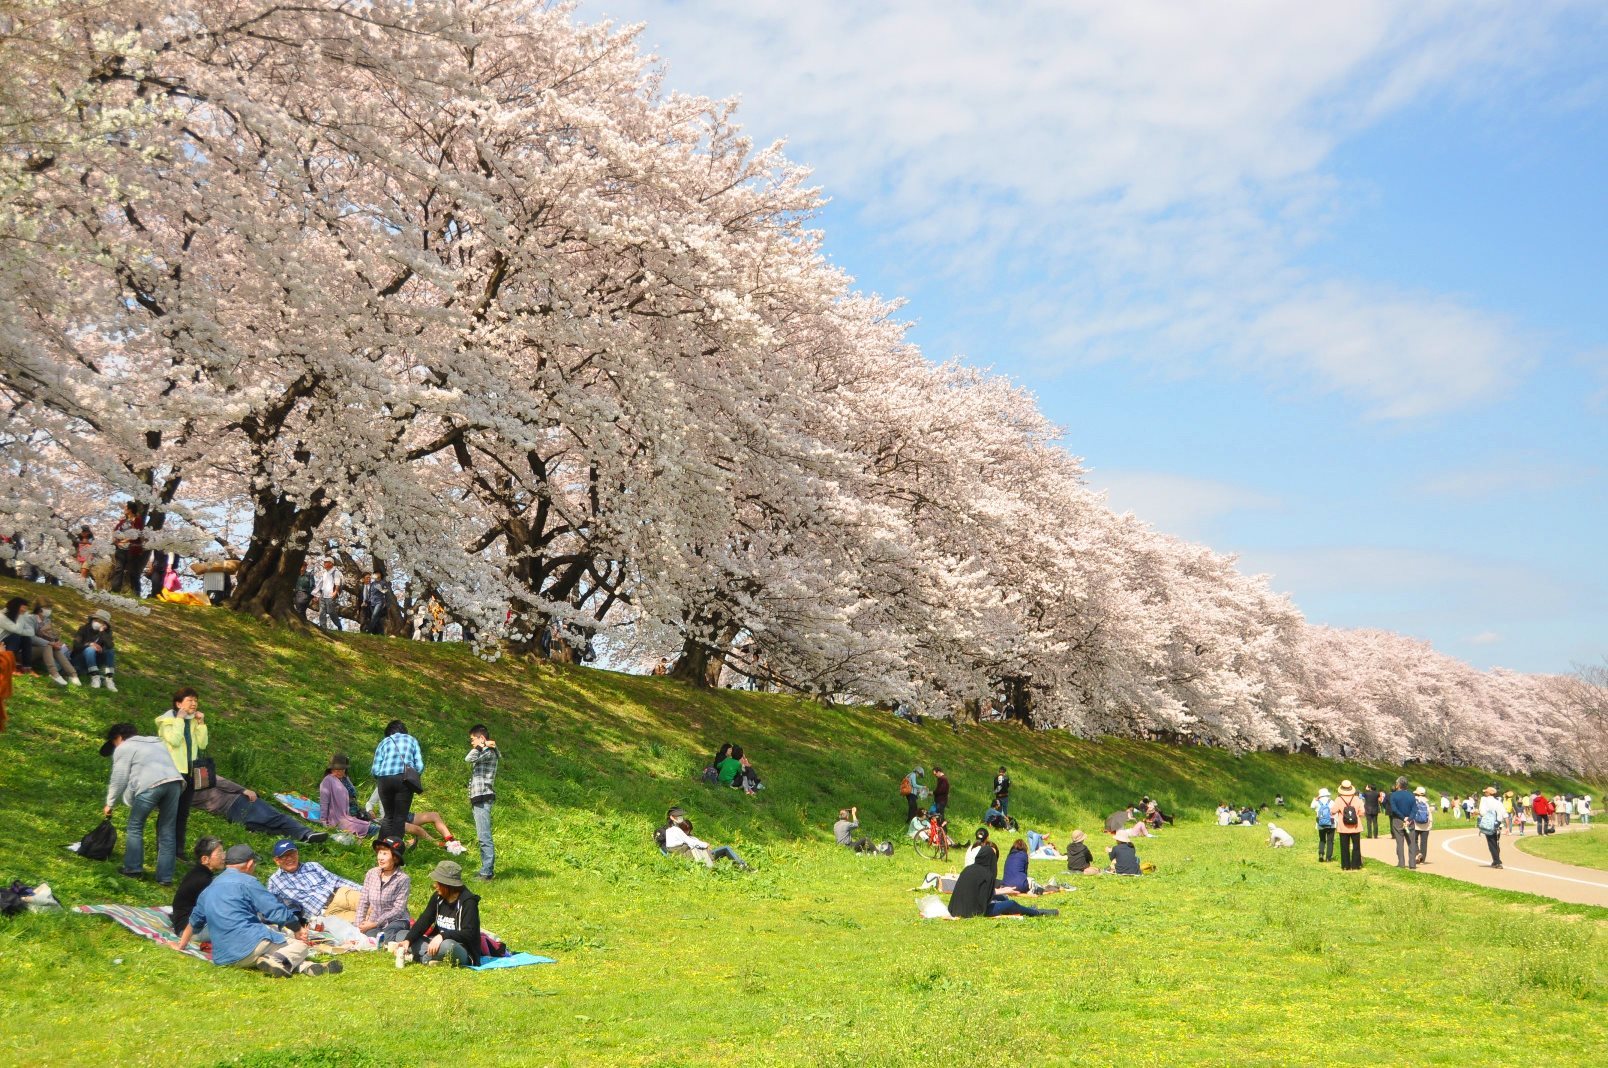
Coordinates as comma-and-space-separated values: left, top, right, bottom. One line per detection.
92, 621, 106, 632
41, 609, 51, 619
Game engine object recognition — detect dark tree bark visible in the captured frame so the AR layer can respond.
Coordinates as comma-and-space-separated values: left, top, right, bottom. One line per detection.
227, 486, 333, 621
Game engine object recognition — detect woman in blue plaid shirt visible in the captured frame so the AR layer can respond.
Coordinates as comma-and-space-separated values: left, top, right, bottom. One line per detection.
372, 719, 424, 840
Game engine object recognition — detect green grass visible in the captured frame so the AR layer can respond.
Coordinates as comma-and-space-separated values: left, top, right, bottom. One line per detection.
1517, 828, 1608, 871
1, 577, 1606, 1067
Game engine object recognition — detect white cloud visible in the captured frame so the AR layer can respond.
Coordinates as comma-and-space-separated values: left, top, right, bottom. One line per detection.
587, 0, 1598, 417
1094, 471, 1279, 540
1415, 455, 1599, 498
1469, 630, 1502, 645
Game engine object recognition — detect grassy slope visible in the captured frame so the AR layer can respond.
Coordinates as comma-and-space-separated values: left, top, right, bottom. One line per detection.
0, 577, 1604, 1067
1517, 829, 1608, 872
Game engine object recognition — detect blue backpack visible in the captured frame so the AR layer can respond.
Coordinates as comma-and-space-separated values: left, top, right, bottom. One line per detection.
1413, 798, 1431, 824
1316, 799, 1334, 828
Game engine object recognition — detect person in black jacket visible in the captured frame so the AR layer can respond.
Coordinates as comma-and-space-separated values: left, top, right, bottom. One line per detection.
170, 836, 225, 940
1064, 829, 1097, 874
1107, 829, 1142, 875
946, 844, 1058, 919
71, 609, 118, 690
404, 860, 481, 966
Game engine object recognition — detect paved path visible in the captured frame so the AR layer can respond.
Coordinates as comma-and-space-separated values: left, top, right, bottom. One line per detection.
1356, 824, 1608, 908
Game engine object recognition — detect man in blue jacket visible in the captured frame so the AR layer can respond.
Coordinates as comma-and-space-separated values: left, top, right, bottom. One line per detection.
176, 844, 342, 978
1386, 777, 1418, 869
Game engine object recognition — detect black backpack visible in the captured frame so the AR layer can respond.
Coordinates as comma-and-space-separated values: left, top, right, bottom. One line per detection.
75, 818, 117, 861
653, 824, 669, 854
1341, 801, 1359, 828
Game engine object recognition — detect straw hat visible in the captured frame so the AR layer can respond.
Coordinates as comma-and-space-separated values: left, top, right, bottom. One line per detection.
1071, 830, 1086, 844
1114, 829, 1131, 844
1483, 786, 1498, 796
1339, 780, 1354, 791
1414, 786, 1426, 796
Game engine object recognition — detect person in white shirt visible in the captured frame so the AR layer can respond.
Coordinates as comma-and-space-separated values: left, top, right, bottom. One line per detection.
1477, 787, 1506, 869
661, 808, 749, 869
314, 559, 342, 630
1581, 795, 1593, 826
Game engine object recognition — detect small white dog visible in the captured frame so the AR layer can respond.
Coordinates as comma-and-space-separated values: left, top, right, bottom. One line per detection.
1268, 823, 1295, 848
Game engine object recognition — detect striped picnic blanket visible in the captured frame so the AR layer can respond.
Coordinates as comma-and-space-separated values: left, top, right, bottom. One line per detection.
75, 904, 212, 961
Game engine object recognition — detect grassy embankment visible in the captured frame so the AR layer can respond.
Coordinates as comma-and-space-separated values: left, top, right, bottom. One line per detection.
0, 577, 1604, 1067
1518, 828, 1608, 872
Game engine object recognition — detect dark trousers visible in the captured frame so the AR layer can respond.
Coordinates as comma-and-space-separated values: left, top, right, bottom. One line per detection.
1536, 814, 1552, 835
1365, 812, 1380, 838
905, 793, 918, 821
174, 772, 195, 856
376, 775, 416, 840
1339, 834, 1362, 869
112, 548, 146, 596
1485, 832, 1502, 866
1390, 818, 1416, 868
1413, 828, 1430, 862
1316, 827, 1335, 861
987, 898, 1054, 917
229, 796, 313, 839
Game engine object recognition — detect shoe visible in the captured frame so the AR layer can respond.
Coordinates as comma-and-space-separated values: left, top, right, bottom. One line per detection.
477, 872, 494, 881
51, 673, 67, 686
1043, 908, 1060, 916
303, 831, 330, 845
1491, 864, 1503, 869
118, 869, 147, 880
445, 839, 466, 856
104, 677, 118, 692
68, 675, 82, 686
300, 959, 344, 977
256, 953, 294, 978
90, 675, 102, 689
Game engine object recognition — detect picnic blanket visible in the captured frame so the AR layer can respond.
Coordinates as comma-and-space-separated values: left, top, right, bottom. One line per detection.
1029, 847, 1063, 861
275, 792, 321, 822
468, 952, 557, 972
75, 904, 212, 961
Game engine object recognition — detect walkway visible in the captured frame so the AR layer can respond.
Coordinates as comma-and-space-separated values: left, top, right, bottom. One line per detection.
1357, 824, 1608, 908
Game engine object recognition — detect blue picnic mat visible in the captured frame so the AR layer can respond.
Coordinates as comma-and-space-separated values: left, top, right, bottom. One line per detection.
469, 952, 556, 971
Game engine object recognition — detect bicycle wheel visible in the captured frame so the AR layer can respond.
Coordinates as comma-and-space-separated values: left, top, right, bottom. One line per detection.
913, 834, 939, 861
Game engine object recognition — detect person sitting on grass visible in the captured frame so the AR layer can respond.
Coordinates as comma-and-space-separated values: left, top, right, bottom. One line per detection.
716, 745, 744, 787
964, 826, 990, 867
193, 773, 330, 845
266, 839, 361, 922
1000, 839, 1032, 892
319, 753, 380, 839
356, 836, 412, 947
662, 807, 750, 869
28, 599, 75, 684
835, 807, 873, 852
171, 836, 227, 944
401, 860, 481, 967
1107, 829, 1142, 875
1064, 830, 1097, 874
736, 751, 763, 794
71, 609, 118, 690
982, 800, 1011, 831
945, 843, 1059, 919
177, 844, 342, 978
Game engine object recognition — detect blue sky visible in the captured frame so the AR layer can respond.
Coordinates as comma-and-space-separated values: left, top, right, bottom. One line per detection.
585, 1, 1607, 673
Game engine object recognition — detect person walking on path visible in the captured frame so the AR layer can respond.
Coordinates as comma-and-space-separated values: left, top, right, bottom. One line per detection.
465, 724, 499, 880
1531, 792, 1555, 836
1361, 784, 1383, 839
154, 687, 209, 860
901, 765, 924, 822
1335, 781, 1365, 870
101, 723, 183, 885
1411, 786, 1434, 865
1311, 787, 1336, 863
371, 720, 424, 841
1386, 777, 1418, 869
1478, 786, 1506, 869
1581, 795, 1593, 827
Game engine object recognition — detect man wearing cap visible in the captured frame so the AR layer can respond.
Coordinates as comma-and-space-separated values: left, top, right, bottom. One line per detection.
192, 772, 328, 843
266, 839, 362, 921
1385, 777, 1418, 869
314, 558, 342, 630
101, 723, 183, 885
177, 845, 342, 978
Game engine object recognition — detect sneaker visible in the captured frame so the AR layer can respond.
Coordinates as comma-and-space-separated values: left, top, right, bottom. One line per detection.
302, 831, 330, 845
444, 839, 466, 856
51, 673, 68, 686
104, 677, 118, 692
118, 869, 148, 880
90, 675, 102, 689
256, 953, 294, 978
1042, 909, 1060, 917
477, 872, 494, 881
299, 959, 344, 977
68, 674, 82, 686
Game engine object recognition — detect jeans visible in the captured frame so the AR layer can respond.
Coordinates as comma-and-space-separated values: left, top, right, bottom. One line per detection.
73, 646, 116, 676
230, 796, 314, 839
987, 898, 1053, 917
998, 796, 1010, 816
1365, 812, 1380, 838
1412, 828, 1430, 862
416, 938, 472, 967
1316, 827, 1335, 861
1484, 832, 1502, 867
0, 632, 28, 663
317, 597, 338, 630
472, 798, 495, 877
112, 547, 146, 597
710, 845, 746, 867
1536, 814, 1552, 835
375, 775, 416, 840
1338, 834, 1362, 869
125, 779, 182, 883
1390, 818, 1416, 868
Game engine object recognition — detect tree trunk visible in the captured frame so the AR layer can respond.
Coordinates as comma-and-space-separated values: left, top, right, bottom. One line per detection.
228, 489, 333, 621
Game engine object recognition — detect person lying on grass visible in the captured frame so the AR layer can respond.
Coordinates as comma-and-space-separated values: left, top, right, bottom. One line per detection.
400, 860, 481, 967
1064, 830, 1098, 874
663, 807, 750, 869
945, 843, 1058, 919
177, 844, 342, 978
194, 773, 329, 844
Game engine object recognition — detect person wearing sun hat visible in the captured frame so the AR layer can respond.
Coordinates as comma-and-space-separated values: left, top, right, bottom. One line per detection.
1107, 828, 1142, 874
1477, 786, 1506, 868
1064, 830, 1096, 874
1334, 781, 1365, 870
1411, 786, 1434, 865
403, 859, 482, 966
1310, 787, 1336, 863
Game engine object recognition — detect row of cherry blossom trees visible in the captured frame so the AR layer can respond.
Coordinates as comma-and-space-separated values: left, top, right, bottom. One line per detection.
2, 0, 1599, 773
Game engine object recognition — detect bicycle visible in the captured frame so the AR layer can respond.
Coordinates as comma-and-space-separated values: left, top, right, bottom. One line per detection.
912, 814, 953, 861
